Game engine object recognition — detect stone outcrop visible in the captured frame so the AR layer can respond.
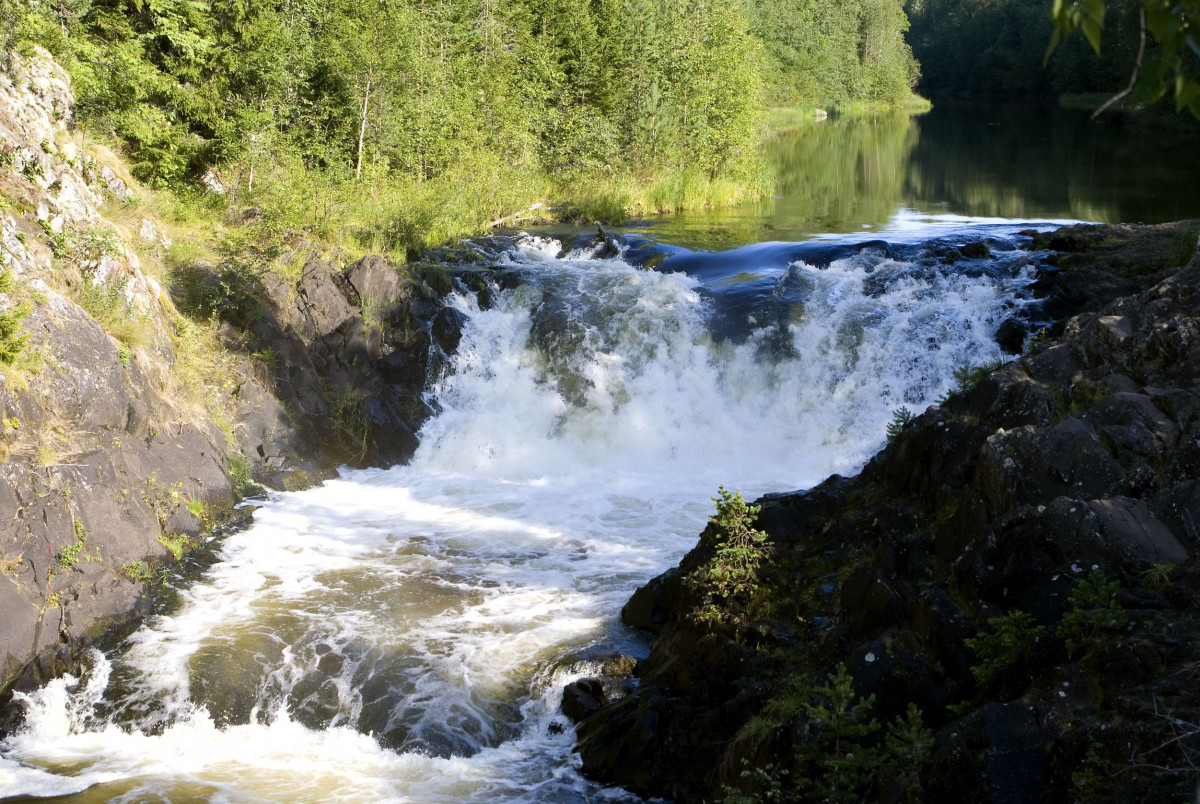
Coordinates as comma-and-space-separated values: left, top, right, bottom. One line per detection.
575, 224, 1200, 802
225, 252, 458, 473
0, 49, 460, 700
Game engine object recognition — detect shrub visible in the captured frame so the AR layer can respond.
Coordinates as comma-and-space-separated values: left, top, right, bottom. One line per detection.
885, 406, 914, 441
0, 268, 31, 364
797, 663, 881, 803
883, 703, 935, 802
686, 486, 771, 623
964, 609, 1046, 686
1057, 570, 1127, 659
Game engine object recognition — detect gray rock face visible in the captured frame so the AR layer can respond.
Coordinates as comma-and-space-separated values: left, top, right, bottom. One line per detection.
225, 254, 461, 470
0, 49, 462, 699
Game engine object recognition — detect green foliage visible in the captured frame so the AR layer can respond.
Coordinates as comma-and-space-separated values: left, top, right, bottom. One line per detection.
5, 0, 920, 241
886, 406, 915, 441
725, 671, 935, 802
686, 486, 771, 624
251, 347, 278, 366
907, 0, 1143, 100
228, 453, 256, 499
185, 497, 210, 530
49, 521, 88, 581
1057, 570, 1127, 658
325, 384, 370, 464
916, 0, 1200, 114
719, 760, 789, 803
796, 663, 881, 803
169, 257, 265, 327
1050, 0, 1200, 117
952, 361, 1002, 393
882, 703, 935, 802
157, 533, 191, 562
74, 271, 153, 348
0, 268, 32, 365
144, 471, 183, 526
122, 559, 155, 584
1139, 562, 1177, 591
964, 609, 1046, 686
753, 0, 921, 108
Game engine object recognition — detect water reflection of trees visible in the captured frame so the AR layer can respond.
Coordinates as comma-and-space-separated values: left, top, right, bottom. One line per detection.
642, 104, 1200, 248
766, 114, 919, 232
905, 103, 1200, 223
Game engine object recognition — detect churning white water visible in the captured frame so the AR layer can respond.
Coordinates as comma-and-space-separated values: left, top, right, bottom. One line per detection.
1, 231, 1038, 801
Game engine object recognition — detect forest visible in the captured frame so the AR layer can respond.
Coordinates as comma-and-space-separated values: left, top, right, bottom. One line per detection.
0, 0, 920, 252
906, 0, 1140, 98
906, 0, 1200, 115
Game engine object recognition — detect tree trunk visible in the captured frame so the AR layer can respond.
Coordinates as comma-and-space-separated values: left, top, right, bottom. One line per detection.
356, 70, 373, 182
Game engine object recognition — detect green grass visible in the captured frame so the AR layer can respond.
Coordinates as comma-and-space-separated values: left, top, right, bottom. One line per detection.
74, 273, 155, 349
157, 532, 191, 561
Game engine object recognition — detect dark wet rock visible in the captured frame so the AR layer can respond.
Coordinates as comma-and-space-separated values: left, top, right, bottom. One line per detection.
960, 240, 992, 260
163, 505, 202, 540
840, 567, 912, 637
432, 307, 468, 354
343, 254, 403, 307
976, 418, 1127, 513
562, 678, 607, 722
227, 254, 466, 469
601, 654, 638, 677
577, 226, 1200, 802
622, 567, 685, 632
930, 702, 1055, 804
994, 316, 1030, 354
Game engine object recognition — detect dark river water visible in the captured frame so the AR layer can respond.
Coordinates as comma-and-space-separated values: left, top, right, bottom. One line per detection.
627, 101, 1200, 249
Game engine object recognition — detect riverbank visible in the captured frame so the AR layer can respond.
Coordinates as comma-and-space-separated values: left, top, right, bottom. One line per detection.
0, 48, 471, 701
573, 220, 1200, 801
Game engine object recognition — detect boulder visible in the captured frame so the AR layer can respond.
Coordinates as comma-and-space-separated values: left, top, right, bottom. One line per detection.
1088, 497, 1188, 565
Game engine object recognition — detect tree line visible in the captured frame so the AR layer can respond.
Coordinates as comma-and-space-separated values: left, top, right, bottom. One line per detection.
905, 0, 1141, 99
906, 0, 1200, 117
2, 0, 919, 210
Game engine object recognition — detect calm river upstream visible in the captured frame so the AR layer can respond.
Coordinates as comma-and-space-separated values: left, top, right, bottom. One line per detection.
2, 105, 1198, 802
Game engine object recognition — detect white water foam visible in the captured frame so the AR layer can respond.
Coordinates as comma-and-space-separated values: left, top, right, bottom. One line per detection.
1, 235, 1034, 801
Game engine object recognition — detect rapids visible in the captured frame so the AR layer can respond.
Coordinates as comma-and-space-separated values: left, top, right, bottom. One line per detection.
2, 224, 1046, 802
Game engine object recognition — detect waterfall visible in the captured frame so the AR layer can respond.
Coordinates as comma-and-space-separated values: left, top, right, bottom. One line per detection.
1, 229, 1037, 802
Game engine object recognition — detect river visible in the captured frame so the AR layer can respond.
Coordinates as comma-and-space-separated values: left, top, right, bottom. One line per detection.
2, 104, 1198, 802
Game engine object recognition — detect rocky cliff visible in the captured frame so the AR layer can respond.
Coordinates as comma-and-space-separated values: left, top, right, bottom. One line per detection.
0, 49, 456, 699
575, 223, 1200, 802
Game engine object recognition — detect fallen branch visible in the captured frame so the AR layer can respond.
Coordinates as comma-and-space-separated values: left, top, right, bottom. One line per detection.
488, 202, 545, 229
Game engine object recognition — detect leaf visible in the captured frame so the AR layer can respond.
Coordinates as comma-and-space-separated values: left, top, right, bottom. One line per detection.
1045, 28, 1064, 63
1080, 0, 1105, 52
1082, 17, 1103, 52
1145, 1, 1176, 40
1176, 76, 1200, 113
